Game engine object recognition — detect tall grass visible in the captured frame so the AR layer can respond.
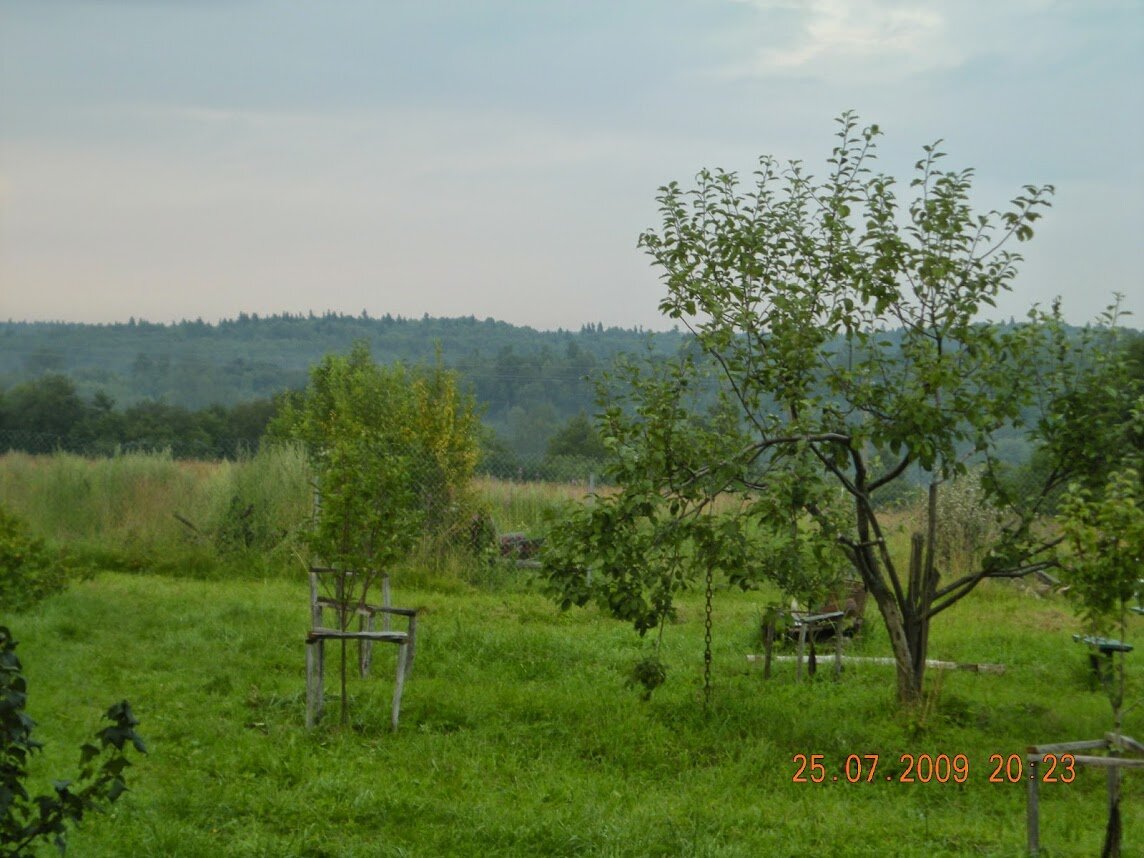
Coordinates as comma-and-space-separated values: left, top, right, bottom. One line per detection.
0, 452, 1063, 590
0, 452, 580, 579
472, 474, 593, 533
0, 447, 313, 575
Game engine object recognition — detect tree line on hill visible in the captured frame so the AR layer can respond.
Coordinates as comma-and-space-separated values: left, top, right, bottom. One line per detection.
1, 313, 1140, 474
0, 313, 685, 459
0, 369, 613, 481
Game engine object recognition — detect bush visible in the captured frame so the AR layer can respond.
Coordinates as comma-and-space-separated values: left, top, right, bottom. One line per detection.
0, 505, 76, 612
905, 472, 999, 577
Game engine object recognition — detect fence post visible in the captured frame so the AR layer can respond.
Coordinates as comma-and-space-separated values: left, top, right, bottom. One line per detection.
1026, 757, 1040, 855
586, 472, 596, 587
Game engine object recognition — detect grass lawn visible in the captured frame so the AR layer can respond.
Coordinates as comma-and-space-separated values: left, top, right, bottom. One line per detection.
7, 570, 1142, 857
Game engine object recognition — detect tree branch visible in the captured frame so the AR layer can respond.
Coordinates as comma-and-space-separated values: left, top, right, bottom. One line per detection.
869, 453, 914, 492
928, 530, 1064, 617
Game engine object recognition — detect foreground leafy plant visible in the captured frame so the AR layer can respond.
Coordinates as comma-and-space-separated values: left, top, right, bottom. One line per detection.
0, 627, 146, 857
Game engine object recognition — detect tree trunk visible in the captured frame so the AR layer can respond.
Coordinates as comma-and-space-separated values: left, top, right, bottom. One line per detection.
889, 601, 923, 705
858, 559, 922, 706
903, 532, 938, 704
857, 533, 934, 706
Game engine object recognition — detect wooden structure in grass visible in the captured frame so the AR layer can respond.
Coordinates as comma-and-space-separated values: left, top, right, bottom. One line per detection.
1025, 734, 1144, 857
758, 579, 868, 681
305, 566, 417, 731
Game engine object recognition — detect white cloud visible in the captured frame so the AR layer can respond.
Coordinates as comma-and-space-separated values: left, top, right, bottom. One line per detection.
719, 0, 1067, 82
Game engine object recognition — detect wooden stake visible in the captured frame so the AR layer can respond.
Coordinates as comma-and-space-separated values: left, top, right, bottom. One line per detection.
1027, 763, 1040, 856
391, 642, 408, 731
834, 619, 843, 680
795, 625, 807, 682
763, 620, 774, 680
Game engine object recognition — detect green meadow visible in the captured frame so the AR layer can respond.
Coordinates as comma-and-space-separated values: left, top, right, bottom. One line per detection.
2, 452, 1141, 857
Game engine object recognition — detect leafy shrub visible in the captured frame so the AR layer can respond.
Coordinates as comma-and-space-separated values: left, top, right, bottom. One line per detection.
905, 472, 999, 577
0, 506, 75, 612
1, 627, 146, 856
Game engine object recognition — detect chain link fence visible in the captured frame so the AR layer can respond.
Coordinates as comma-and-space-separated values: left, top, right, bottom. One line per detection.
0, 430, 601, 571
0, 429, 605, 484
0, 428, 1051, 577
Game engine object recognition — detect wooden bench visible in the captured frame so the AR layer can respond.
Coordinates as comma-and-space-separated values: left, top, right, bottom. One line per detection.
759, 580, 869, 681
760, 610, 849, 681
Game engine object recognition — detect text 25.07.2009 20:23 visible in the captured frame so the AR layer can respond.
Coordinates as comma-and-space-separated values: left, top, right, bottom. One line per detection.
791, 753, 1076, 784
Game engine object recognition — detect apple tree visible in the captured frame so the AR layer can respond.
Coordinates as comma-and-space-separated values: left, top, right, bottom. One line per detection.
543, 114, 1115, 706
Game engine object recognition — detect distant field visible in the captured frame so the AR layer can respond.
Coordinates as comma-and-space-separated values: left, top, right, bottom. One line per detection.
3, 451, 1142, 855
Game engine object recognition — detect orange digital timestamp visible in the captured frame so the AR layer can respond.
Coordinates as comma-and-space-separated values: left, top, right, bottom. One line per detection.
987, 753, 1076, 784
791, 753, 1077, 784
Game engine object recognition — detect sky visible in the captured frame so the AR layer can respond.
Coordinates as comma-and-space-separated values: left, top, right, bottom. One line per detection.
1, 0, 1141, 331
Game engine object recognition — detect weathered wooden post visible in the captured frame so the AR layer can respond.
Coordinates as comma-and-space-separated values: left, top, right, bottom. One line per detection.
833, 617, 844, 680
1025, 753, 1039, 856
762, 618, 775, 680
795, 624, 807, 682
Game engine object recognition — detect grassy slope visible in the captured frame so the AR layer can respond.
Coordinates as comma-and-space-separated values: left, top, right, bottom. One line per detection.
9, 572, 1141, 857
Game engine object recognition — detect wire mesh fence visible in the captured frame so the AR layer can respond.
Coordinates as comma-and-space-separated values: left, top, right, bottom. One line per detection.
0, 430, 602, 571
0, 428, 1051, 578
0, 429, 605, 485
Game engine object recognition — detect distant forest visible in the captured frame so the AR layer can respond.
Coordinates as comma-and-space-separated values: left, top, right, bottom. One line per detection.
2, 312, 1140, 475
0, 312, 686, 464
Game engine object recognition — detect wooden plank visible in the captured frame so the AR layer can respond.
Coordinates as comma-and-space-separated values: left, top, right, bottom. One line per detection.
308, 628, 408, 643
749, 655, 1005, 674
790, 610, 845, 626
1028, 739, 1110, 755
313, 599, 416, 619
1108, 765, 1122, 856
359, 612, 373, 679
834, 620, 843, 680
1029, 752, 1144, 769
1068, 755, 1144, 769
305, 639, 324, 729
1106, 733, 1144, 755
391, 642, 408, 731
795, 625, 807, 682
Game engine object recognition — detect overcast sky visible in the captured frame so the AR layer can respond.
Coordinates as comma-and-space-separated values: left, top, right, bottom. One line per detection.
1, 0, 1141, 330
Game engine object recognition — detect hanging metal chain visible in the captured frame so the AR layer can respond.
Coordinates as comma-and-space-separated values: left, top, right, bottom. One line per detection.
703, 562, 714, 709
